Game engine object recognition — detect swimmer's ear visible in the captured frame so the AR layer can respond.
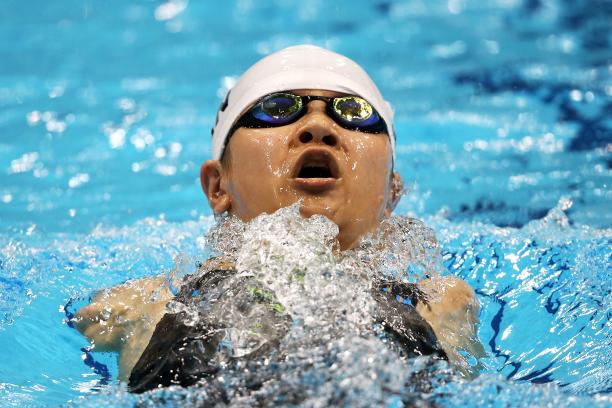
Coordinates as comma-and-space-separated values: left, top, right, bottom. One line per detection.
200, 160, 231, 214
385, 171, 404, 217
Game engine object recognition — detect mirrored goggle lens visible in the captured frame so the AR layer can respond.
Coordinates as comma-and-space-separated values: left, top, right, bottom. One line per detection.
251, 93, 303, 125
332, 96, 381, 127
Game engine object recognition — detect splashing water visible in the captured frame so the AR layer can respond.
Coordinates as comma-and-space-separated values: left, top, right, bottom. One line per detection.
234, 206, 375, 338
141, 204, 452, 406
1, 200, 609, 407
83, 203, 610, 406
85, 203, 605, 407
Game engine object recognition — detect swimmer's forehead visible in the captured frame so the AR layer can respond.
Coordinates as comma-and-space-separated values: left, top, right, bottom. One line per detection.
289, 89, 350, 98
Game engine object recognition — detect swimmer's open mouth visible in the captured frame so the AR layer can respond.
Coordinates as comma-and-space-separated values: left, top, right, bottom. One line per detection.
298, 165, 332, 178
292, 148, 340, 190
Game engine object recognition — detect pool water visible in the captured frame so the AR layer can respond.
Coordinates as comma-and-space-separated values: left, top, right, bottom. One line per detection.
0, 0, 610, 406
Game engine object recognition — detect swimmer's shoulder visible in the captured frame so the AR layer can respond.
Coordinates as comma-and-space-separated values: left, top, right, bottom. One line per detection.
196, 255, 236, 274
173, 255, 237, 297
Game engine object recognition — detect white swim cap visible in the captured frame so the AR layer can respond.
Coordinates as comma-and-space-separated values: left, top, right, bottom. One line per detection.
211, 44, 395, 161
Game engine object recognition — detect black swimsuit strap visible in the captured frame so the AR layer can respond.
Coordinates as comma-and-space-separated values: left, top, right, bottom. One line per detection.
372, 279, 429, 307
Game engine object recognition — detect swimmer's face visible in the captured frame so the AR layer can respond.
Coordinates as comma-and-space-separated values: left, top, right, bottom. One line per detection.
201, 89, 402, 250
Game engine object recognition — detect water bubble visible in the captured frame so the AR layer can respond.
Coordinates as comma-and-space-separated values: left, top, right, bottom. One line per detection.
117, 98, 136, 111
558, 196, 573, 211
483, 39, 500, 54
68, 173, 90, 189
168, 142, 182, 157
48, 85, 65, 99
448, 0, 464, 14
105, 128, 126, 149
569, 89, 583, 102
45, 119, 66, 133
431, 41, 466, 59
9, 152, 39, 174
26, 110, 41, 125
154, 164, 176, 176
26, 224, 36, 236
154, 147, 166, 158
154, 0, 187, 21
131, 162, 143, 172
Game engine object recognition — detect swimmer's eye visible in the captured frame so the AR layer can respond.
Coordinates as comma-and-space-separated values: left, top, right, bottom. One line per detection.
250, 93, 303, 125
327, 96, 386, 133
331, 96, 381, 129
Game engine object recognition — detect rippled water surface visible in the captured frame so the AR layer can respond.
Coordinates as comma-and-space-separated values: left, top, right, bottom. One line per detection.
0, 0, 610, 406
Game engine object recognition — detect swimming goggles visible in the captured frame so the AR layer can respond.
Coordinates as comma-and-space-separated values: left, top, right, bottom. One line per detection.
227, 92, 388, 138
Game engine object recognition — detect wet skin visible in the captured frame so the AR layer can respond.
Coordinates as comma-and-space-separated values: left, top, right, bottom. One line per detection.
200, 89, 402, 250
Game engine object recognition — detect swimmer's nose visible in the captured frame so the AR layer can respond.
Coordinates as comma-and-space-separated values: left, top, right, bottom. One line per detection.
294, 102, 339, 148
298, 131, 337, 147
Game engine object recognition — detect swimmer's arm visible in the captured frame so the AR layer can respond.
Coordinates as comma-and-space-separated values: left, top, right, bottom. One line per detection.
415, 276, 487, 377
74, 276, 172, 351
73, 276, 173, 379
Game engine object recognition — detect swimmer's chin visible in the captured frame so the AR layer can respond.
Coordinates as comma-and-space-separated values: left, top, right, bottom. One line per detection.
297, 203, 362, 250
297, 201, 338, 221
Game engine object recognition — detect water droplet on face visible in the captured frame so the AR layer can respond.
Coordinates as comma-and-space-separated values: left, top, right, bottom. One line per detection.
100, 307, 112, 321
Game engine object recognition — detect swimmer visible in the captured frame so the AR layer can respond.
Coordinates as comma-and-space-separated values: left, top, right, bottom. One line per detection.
74, 45, 485, 392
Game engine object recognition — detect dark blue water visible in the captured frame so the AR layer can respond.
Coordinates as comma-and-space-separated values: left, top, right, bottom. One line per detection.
0, 0, 610, 406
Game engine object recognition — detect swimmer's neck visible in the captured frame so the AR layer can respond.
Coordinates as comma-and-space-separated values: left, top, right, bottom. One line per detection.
229, 208, 381, 251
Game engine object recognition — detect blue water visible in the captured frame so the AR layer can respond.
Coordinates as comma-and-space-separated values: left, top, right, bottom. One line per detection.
0, 0, 610, 406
